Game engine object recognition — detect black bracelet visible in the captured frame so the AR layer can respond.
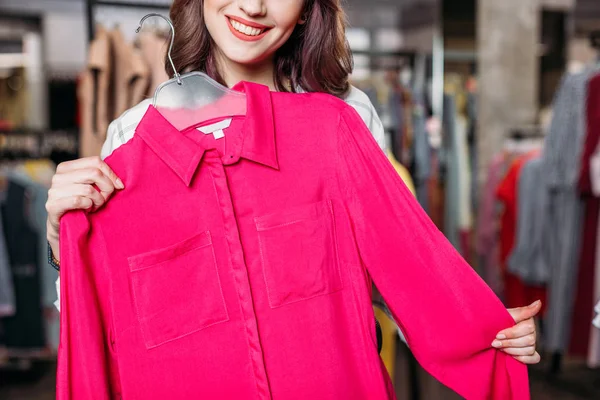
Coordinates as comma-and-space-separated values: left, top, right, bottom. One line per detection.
48, 241, 60, 271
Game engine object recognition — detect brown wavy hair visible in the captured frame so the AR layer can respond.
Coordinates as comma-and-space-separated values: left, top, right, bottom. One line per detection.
168, 0, 353, 96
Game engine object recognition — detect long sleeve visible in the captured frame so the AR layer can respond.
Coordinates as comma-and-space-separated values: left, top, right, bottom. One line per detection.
57, 211, 120, 399
336, 106, 529, 400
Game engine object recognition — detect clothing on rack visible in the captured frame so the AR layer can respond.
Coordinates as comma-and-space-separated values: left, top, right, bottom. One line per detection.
589, 210, 600, 366
456, 114, 472, 258
541, 67, 597, 354
9, 167, 59, 351
410, 88, 431, 213
57, 82, 528, 400
0, 199, 15, 317
496, 151, 547, 313
441, 94, 473, 256
585, 100, 600, 366
110, 28, 150, 117
476, 153, 507, 298
0, 179, 45, 350
388, 83, 413, 166
79, 25, 110, 158
0, 131, 72, 357
442, 95, 459, 250
507, 157, 550, 286
570, 72, 600, 358
79, 24, 169, 158
138, 30, 169, 101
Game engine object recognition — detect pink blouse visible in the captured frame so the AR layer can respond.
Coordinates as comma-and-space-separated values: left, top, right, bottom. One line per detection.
57, 82, 528, 400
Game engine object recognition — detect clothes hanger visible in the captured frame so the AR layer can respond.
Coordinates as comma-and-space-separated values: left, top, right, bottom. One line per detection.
136, 13, 246, 131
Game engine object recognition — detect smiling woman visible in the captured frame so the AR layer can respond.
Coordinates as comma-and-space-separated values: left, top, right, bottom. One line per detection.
169, 0, 353, 95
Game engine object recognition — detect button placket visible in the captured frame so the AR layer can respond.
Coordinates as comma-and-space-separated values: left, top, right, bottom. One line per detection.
206, 155, 272, 400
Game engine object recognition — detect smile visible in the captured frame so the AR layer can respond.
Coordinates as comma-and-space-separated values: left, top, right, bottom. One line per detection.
226, 15, 271, 41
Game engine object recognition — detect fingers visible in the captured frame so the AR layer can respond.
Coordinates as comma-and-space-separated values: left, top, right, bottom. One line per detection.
46, 196, 94, 224
52, 168, 117, 200
492, 333, 536, 349
56, 157, 124, 189
46, 157, 125, 232
513, 352, 541, 365
499, 346, 536, 356
496, 318, 536, 340
506, 300, 542, 324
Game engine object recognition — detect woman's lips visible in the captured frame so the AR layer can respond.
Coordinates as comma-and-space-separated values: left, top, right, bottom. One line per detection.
226, 15, 271, 42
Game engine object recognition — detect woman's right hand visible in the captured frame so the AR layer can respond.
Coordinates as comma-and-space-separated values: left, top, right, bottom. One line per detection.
46, 156, 124, 260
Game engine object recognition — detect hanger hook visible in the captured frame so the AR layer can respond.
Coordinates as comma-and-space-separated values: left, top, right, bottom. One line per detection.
136, 13, 182, 85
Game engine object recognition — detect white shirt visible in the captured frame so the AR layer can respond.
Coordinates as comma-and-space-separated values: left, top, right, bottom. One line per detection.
55, 85, 385, 311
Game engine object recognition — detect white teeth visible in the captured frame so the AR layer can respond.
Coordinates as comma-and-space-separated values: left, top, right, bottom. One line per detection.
229, 18, 264, 36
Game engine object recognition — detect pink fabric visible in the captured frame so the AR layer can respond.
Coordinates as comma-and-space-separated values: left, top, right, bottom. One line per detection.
57, 82, 529, 400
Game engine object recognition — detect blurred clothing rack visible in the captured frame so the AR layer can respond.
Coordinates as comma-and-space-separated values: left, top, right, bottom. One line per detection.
86, 0, 172, 41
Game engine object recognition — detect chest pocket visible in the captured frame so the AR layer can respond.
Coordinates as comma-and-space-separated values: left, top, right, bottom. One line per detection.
128, 231, 228, 349
255, 200, 343, 308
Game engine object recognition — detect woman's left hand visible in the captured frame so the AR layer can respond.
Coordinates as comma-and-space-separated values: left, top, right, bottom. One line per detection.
492, 300, 542, 364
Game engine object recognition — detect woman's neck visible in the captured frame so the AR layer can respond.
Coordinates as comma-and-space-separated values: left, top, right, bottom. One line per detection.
215, 52, 277, 91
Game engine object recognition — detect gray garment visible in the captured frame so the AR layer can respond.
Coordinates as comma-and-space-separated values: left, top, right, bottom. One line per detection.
507, 158, 549, 285
542, 69, 597, 189
544, 189, 584, 352
412, 89, 431, 213
0, 210, 16, 317
442, 95, 460, 249
541, 69, 596, 353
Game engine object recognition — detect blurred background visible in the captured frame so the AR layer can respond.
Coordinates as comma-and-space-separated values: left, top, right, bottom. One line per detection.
1, 0, 600, 398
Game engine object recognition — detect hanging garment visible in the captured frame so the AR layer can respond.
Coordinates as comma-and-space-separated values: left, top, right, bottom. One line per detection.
496, 152, 547, 313
79, 25, 112, 158
411, 89, 431, 212
9, 170, 59, 351
476, 153, 506, 298
588, 209, 600, 366
442, 95, 460, 250
0, 179, 45, 349
541, 68, 597, 353
468, 92, 478, 213
0, 208, 15, 317
79, 26, 111, 158
138, 31, 170, 95
55, 84, 389, 312
570, 72, 600, 357
507, 157, 550, 286
110, 28, 144, 119
456, 115, 473, 259
57, 82, 528, 400
129, 49, 151, 108
588, 132, 600, 363
388, 87, 404, 162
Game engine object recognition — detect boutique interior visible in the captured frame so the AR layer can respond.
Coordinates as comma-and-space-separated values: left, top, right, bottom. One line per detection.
2, 0, 600, 398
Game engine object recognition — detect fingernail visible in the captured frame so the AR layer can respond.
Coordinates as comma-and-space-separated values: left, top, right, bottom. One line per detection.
531, 300, 541, 307
116, 178, 124, 189
496, 333, 506, 340
492, 340, 502, 348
